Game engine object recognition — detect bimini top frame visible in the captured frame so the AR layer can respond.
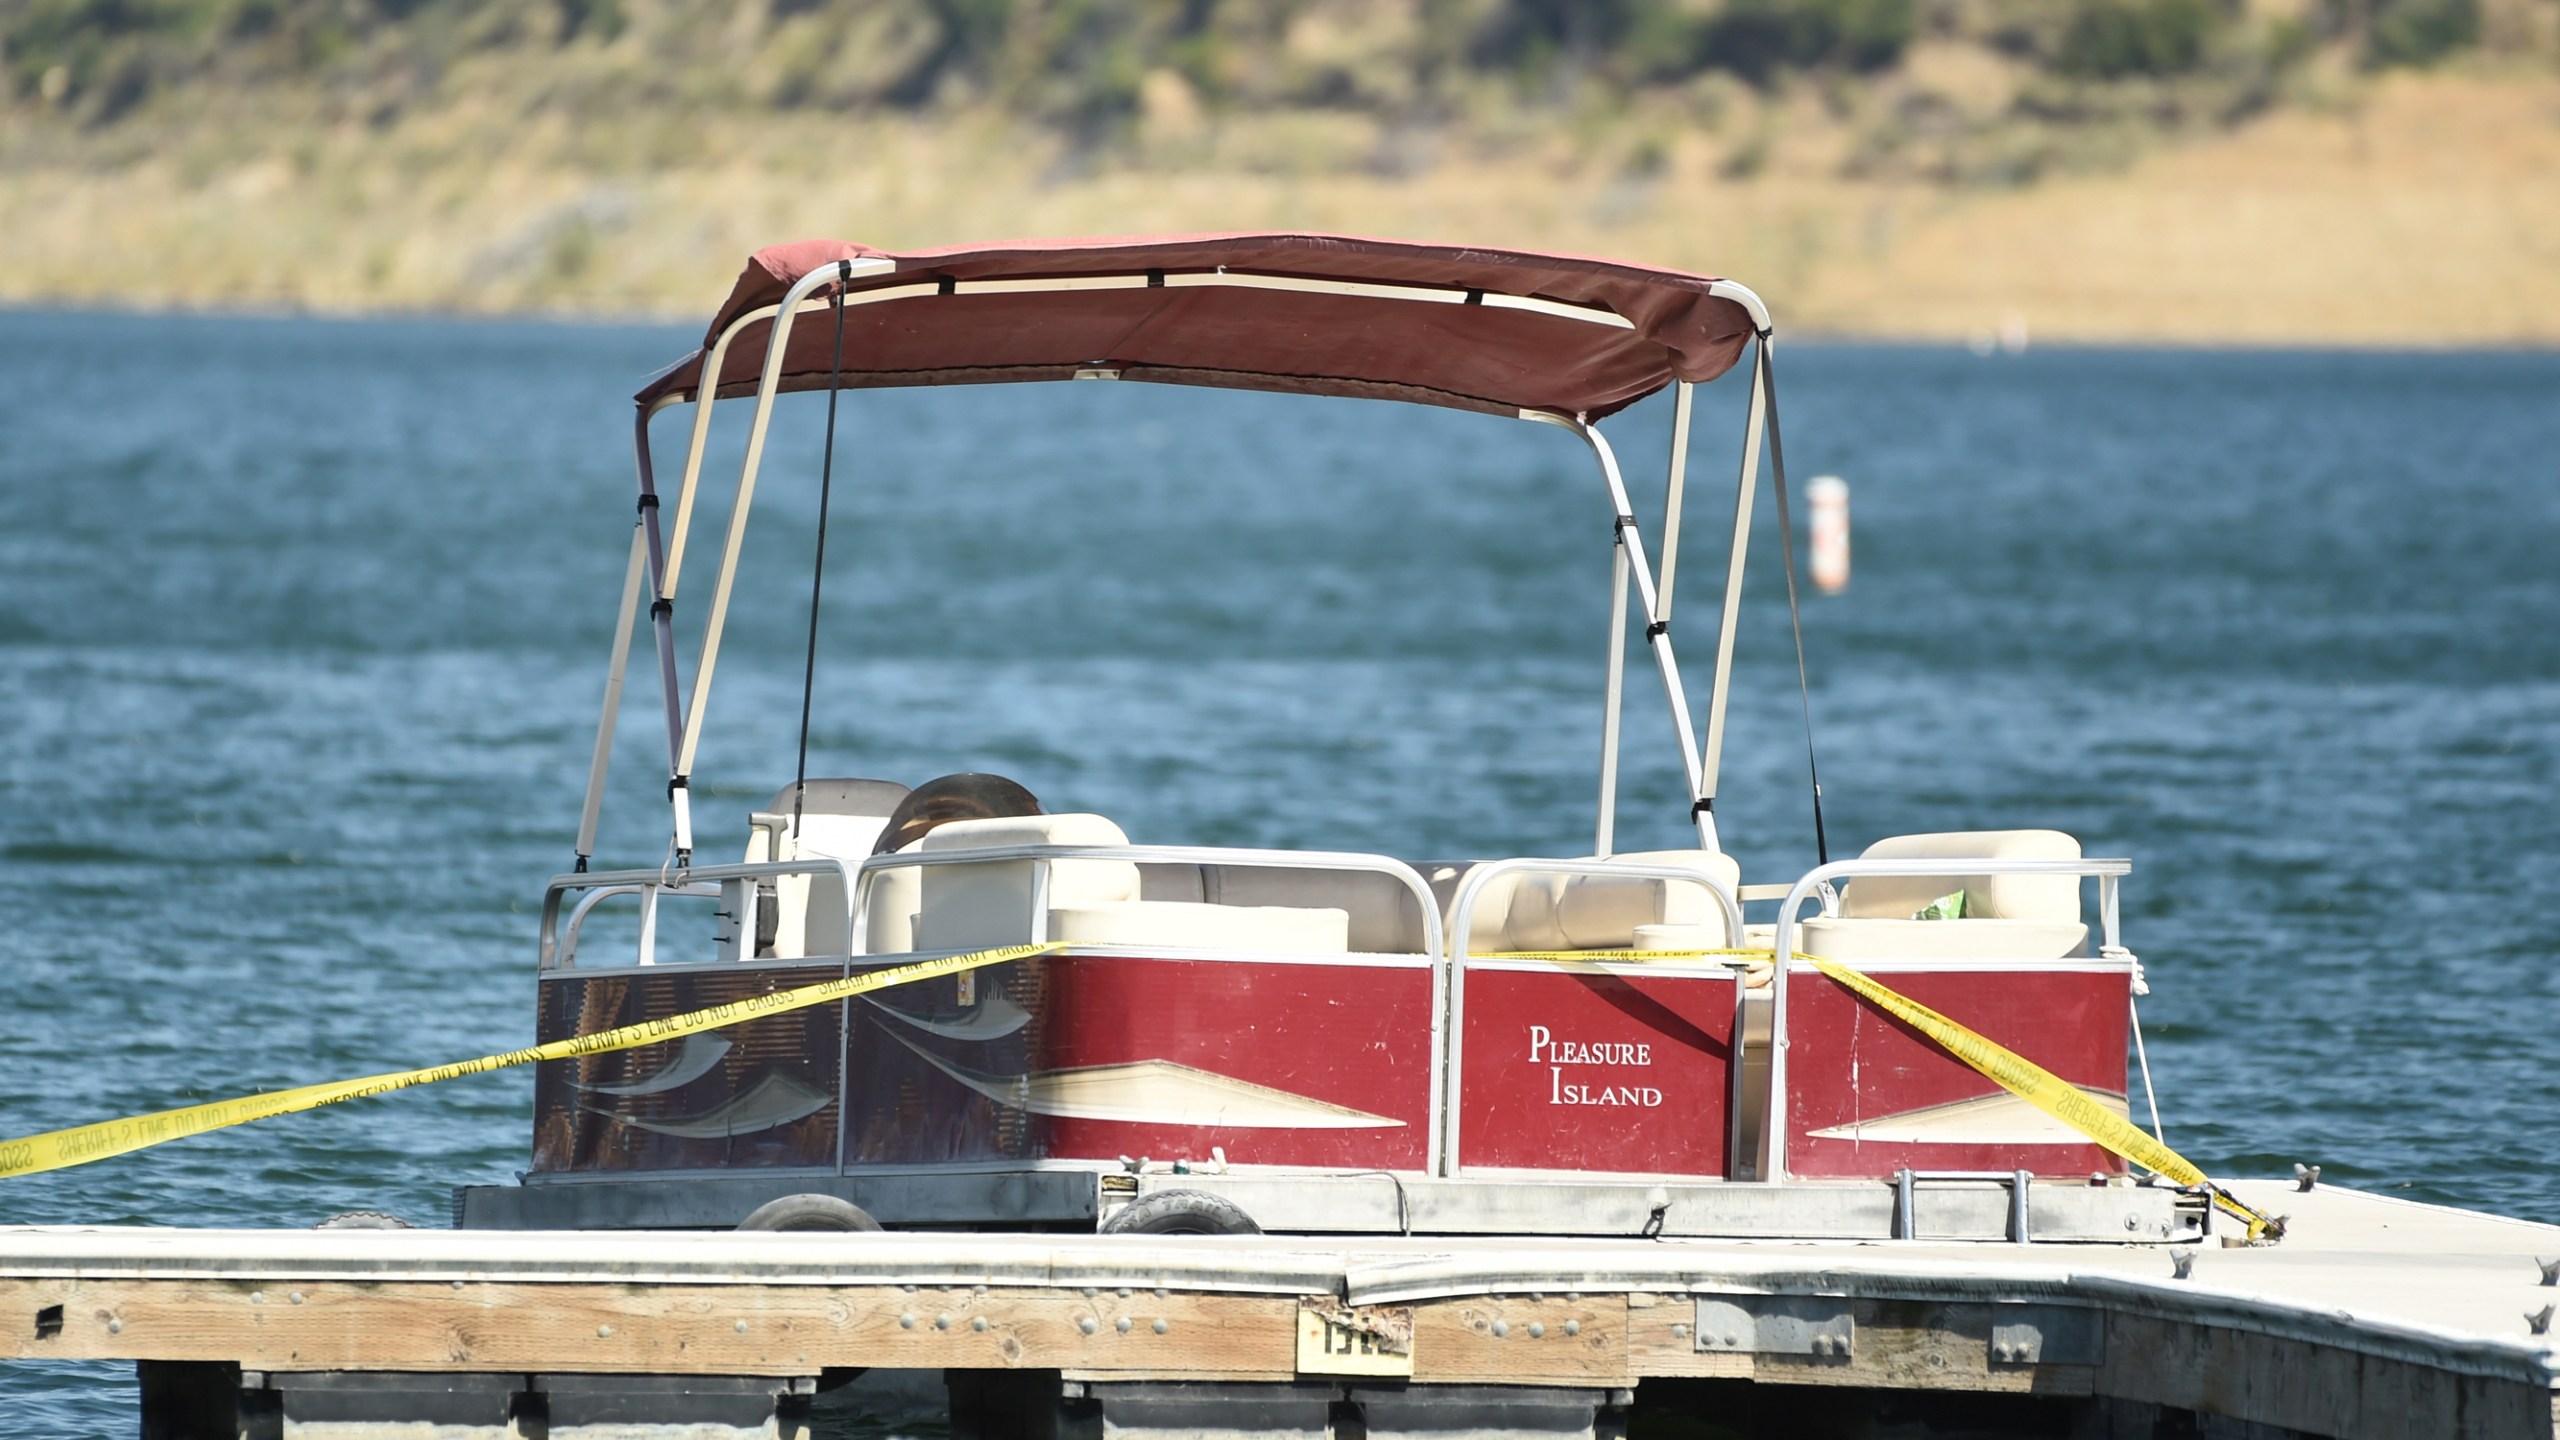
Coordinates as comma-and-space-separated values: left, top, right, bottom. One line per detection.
579, 232, 1782, 870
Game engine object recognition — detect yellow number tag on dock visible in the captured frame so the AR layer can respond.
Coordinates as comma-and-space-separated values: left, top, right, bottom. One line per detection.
1296, 1299, 1414, 1377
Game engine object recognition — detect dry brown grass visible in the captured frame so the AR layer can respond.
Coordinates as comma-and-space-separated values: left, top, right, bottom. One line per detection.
2, 68, 2555, 344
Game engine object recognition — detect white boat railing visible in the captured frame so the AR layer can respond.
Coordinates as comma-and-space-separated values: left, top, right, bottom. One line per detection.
541, 858, 862, 971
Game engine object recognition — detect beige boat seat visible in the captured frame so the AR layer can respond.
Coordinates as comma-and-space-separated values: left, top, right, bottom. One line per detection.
748, 778, 911, 958
1793, 829, 2089, 962
908, 814, 1349, 954
1133, 863, 1439, 953
1431, 850, 1741, 955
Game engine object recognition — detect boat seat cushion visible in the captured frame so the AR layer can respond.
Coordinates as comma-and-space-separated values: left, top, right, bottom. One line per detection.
1049, 901, 1351, 952
1442, 851, 1740, 953
864, 848, 921, 954
1838, 830, 2084, 924
1200, 865, 1427, 953
908, 816, 1352, 954
913, 813, 1141, 952
1792, 916, 2091, 962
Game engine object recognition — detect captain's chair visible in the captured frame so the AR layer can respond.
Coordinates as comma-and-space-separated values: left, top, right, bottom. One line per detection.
747, 778, 911, 958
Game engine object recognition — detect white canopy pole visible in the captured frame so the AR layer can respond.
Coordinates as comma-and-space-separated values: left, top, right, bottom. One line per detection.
573, 523, 648, 871
631, 398, 692, 858
669, 258, 896, 860
1525, 412, 1718, 851
1595, 540, 1631, 857
1694, 345, 1768, 837
662, 325, 758, 602
1658, 381, 1695, 623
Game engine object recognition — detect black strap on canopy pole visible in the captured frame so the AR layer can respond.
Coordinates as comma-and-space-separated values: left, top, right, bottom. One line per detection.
1757, 334, 1830, 866
790, 262, 852, 842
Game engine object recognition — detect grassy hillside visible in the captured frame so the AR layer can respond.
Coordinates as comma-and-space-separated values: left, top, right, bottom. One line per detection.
3, 0, 2556, 341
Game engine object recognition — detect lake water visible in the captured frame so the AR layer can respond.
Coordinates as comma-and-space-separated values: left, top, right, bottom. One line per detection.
1, 308, 2555, 1432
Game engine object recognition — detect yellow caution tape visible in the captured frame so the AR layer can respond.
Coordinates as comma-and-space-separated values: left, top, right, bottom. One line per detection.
1480, 943, 2284, 1242
1801, 952, 2281, 1241
0, 943, 1061, 1182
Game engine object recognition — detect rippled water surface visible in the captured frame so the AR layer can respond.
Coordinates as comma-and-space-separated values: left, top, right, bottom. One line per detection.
2, 309, 2555, 1431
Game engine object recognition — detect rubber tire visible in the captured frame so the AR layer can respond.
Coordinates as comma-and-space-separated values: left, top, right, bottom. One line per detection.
313, 1211, 413, 1230
735, 1193, 885, 1233
1098, 1189, 1261, 1236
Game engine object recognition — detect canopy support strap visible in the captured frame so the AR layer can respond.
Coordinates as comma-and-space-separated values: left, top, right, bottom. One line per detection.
1757, 336, 1829, 864
790, 271, 851, 841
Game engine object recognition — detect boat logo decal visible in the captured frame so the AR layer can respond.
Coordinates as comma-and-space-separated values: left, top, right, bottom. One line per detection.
879, 1026, 1404, 1129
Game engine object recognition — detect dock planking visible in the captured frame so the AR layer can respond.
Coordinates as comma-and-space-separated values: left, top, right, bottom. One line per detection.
4, 1181, 2556, 1438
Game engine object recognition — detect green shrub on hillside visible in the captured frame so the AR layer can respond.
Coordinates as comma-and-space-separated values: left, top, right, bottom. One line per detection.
2056, 0, 2226, 77
1698, 0, 1917, 81
2363, 0, 2481, 65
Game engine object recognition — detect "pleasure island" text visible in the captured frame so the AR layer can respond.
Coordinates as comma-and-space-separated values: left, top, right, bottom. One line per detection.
1527, 1025, 1663, 1107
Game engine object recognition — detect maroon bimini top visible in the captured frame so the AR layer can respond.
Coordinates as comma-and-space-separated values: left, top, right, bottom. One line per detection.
634, 233, 1761, 421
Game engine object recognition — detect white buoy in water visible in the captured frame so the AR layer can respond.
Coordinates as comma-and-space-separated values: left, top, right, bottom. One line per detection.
1808, 475, 1850, 594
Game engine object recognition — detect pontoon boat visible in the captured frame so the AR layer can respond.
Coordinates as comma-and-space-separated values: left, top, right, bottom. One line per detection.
455, 234, 2185, 1246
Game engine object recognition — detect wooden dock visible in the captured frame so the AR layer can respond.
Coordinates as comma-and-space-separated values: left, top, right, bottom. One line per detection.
6, 1180, 2556, 1439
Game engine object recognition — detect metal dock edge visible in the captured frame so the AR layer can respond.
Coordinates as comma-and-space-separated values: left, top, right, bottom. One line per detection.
6, 1181, 2555, 1439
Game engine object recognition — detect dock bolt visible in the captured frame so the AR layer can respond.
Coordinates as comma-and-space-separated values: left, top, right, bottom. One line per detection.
1492, 1321, 1510, 1338
735, 1321, 748, 1333
1116, 1317, 1133, 1333
972, 1316, 989, 1332
1529, 1323, 1546, 1338
899, 1313, 916, 1329
1565, 1321, 1581, 1336
935, 1314, 952, 1330
1079, 1318, 1098, 1335
1153, 1319, 1170, 1335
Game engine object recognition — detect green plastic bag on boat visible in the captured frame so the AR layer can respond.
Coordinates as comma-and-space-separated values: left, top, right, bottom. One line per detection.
1913, 888, 1967, 920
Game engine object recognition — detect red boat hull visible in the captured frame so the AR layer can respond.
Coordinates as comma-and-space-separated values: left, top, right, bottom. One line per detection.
532, 951, 2125, 1187
1782, 962, 2132, 1179
1455, 962, 1736, 1176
